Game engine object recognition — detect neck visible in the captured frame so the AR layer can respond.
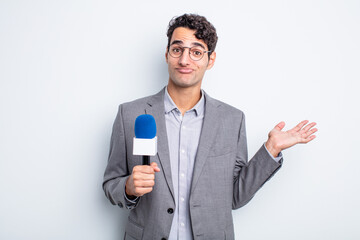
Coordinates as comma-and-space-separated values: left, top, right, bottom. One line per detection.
167, 82, 202, 115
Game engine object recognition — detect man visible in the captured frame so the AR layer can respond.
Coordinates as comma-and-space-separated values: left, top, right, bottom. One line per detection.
103, 14, 317, 240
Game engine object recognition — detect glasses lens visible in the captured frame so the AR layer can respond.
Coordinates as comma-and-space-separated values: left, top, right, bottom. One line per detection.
169, 45, 182, 58
168, 45, 206, 61
189, 48, 204, 61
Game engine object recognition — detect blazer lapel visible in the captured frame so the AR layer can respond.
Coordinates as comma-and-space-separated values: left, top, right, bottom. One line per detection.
145, 88, 175, 202
190, 92, 221, 194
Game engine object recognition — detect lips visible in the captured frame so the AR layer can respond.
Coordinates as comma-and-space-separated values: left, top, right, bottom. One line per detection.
176, 68, 193, 74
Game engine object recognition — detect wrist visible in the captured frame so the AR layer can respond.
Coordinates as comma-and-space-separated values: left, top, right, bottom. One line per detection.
265, 140, 281, 158
125, 191, 137, 200
125, 176, 137, 199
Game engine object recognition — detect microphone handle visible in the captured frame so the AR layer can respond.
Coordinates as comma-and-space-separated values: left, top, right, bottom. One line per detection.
143, 156, 150, 165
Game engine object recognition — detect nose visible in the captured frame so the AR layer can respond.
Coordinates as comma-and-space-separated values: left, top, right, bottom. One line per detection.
178, 48, 191, 66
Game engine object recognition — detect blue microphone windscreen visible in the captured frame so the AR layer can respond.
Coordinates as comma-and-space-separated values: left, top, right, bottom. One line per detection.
134, 114, 157, 139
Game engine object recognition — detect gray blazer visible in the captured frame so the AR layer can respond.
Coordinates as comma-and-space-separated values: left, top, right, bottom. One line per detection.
103, 88, 282, 240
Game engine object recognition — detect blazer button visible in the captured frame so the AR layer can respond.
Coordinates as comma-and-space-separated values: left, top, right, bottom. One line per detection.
161, 238, 167, 240
167, 208, 174, 214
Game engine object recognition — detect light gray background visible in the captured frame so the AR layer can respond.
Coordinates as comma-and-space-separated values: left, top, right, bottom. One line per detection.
1, 0, 359, 239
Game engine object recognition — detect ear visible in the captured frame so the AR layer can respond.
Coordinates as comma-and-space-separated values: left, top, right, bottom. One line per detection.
165, 47, 169, 64
206, 51, 216, 70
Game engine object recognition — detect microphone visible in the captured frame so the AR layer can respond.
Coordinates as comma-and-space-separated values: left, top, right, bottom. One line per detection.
133, 114, 157, 165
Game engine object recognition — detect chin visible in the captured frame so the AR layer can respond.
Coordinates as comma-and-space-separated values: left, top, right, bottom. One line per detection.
171, 76, 197, 86
172, 79, 200, 88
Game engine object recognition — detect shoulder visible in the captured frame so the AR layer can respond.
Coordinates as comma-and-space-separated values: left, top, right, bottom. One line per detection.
121, 95, 152, 108
119, 88, 164, 110
205, 92, 245, 119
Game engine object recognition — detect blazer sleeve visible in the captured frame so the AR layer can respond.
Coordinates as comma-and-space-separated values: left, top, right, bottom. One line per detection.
102, 105, 139, 209
232, 112, 282, 209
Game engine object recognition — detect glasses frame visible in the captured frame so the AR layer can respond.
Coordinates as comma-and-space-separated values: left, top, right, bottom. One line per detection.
168, 45, 212, 61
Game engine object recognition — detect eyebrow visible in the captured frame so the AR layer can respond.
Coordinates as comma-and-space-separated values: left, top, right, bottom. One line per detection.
170, 40, 206, 50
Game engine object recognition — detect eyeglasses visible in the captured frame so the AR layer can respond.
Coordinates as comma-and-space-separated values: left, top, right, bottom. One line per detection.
168, 45, 212, 61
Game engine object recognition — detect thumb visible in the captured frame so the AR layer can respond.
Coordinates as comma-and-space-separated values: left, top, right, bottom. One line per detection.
150, 162, 161, 172
274, 121, 285, 131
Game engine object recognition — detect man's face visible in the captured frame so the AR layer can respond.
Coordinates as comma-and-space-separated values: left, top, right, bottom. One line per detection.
165, 27, 216, 89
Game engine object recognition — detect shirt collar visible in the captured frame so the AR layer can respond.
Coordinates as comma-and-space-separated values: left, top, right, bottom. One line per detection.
164, 86, 205, 117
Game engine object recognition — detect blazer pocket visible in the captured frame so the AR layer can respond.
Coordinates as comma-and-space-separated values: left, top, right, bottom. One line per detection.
125, 218, 144, 240
197, 230, 225, 240
208, 146, 234, 157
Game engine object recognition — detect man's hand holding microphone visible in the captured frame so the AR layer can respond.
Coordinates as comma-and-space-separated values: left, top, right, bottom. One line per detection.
125, 114, 159, 199
125, 162, 160, 199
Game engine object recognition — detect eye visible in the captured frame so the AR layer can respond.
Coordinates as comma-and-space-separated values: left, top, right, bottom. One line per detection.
172, 47, 182, 53
192, 49, 203, 56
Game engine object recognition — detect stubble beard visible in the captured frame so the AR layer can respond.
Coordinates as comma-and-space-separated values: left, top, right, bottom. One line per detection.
168, 69, 203, 89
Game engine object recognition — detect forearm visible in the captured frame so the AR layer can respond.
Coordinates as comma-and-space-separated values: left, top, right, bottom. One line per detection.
233, 145, 282, 209
103, 176, 129, 207
103, 104, 135, 208
265, 140, 282, 158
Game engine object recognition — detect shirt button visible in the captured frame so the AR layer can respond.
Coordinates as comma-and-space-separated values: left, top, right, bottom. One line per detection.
180, 197, 185, 202
167, 208, 174, 214
180, 222, 185, 227
182, 125, 186, 129
181, 149, 185, 154
181, 173, 185, 178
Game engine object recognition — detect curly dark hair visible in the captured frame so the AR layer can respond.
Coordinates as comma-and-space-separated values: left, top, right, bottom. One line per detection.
166, 14, 218, 57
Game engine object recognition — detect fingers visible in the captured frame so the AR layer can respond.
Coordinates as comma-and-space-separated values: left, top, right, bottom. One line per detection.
133, 179, 155, 188
132, 164, 158, 180
135, 165, 153, 173
302, 122, 317, 133
301, 127, 318, 143
291, 120, 309, 133
151, 162, 161, 172
133, 162, 160, 173
300, 134, 317, 144
275, 121, 286, 131
132, 187, 154, 196
308, 134, 317, 141
133, 170, 155, 181
127, 163, 160, 197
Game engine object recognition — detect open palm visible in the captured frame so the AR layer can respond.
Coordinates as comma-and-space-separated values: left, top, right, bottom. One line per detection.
266, 120, 317, 157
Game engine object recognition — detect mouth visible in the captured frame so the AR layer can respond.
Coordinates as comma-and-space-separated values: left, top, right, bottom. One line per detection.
176, 68, 194, 74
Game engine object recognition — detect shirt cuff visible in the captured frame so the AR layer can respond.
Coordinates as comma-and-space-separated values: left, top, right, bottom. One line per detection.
263, 143, 283, 163
124, 187, 140, 209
